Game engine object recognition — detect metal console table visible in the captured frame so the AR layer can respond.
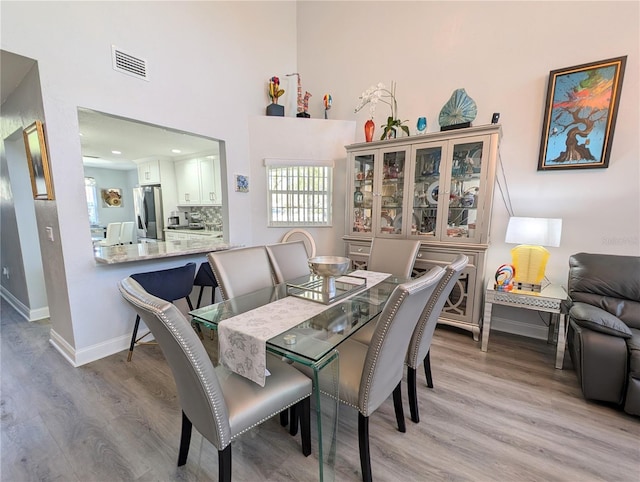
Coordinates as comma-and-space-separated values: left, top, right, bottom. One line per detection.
482, 282, 568, 369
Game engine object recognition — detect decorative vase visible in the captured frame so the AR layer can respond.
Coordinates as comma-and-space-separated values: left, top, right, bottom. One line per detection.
364, 119, 375, 142
266, 103, 284, 117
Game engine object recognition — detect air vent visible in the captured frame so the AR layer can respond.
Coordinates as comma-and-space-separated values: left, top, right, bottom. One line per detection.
111, 46, 149, 81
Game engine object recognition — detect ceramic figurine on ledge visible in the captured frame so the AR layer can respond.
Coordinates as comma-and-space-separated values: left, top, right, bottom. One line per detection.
266, 76, 285, 116
323, 94, 332, 119
494, 264, 515, 291
287, 72, 311, 118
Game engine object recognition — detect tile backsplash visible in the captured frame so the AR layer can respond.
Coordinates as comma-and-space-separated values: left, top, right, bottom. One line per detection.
183, 206, 223, 230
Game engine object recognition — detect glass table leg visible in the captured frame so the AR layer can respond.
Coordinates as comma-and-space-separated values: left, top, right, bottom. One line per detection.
312, 350, 339, 482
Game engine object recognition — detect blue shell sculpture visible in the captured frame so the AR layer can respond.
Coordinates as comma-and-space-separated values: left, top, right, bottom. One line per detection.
438, 88, 477, 127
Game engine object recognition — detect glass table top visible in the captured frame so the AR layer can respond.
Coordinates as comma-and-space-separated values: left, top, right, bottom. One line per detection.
190, 274, 406, 364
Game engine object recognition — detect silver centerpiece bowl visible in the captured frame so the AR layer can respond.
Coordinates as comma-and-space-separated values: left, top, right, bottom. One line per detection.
308, 256, 350, 298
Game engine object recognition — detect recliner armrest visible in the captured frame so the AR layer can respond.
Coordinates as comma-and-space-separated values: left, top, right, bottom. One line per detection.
570, 302, 632, 339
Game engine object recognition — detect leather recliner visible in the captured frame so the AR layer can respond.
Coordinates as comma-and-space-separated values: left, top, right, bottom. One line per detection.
566, 253, 640, 416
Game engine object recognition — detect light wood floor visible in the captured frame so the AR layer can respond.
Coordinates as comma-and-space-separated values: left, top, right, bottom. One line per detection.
2, 298, 639, 481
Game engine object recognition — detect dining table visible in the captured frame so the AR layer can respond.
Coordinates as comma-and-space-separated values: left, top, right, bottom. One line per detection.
190, 270, 407, 482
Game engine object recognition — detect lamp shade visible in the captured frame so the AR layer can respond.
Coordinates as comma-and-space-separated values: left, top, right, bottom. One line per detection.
505, 217, 562, 247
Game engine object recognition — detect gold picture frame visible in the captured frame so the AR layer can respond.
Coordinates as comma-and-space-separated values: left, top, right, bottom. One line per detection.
23, 120, 55, 200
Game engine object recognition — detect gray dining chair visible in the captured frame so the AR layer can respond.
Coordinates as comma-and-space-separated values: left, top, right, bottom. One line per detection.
266, 240, 311, 284
367, 237, 421, 278
208, 245, 300, 431
207, 246, 274, 301
406, 254, 468, 423
300, 266, 445, 482
118, 277, 312, 482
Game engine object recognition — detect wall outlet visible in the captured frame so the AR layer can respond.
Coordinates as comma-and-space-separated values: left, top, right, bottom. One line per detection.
45, 226, 54, 242
2, 267, 9, 279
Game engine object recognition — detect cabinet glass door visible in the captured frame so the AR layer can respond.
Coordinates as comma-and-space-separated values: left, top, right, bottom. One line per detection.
444, 139, 484, 240
410, 143, 444, 238
378, 148, 409, 237
352, 153, 375, 235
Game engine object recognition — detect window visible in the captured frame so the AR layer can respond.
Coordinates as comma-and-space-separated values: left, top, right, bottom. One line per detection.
85, 177, 99, 225
265, 159, 333, 227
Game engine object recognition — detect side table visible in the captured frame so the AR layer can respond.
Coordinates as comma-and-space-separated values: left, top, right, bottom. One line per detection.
482, 282, 568, 369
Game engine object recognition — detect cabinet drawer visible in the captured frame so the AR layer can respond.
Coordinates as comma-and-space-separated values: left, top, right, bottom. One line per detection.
415, 248, 477, 269
347, 242, 371, 258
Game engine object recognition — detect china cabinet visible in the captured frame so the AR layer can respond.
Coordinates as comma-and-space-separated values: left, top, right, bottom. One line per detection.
344, 124, 502, 340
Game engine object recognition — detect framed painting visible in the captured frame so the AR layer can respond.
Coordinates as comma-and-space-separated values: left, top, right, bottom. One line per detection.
101, 188, 123, 207
23, 120, 55, 199
235, 174, 249, 193
537, 56, 626, 171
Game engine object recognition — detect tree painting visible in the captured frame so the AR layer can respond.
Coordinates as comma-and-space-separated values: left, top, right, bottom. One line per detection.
538, 57, 626, 170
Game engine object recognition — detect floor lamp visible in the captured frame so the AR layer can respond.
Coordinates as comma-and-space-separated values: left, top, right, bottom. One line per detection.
505, 217, 562, 292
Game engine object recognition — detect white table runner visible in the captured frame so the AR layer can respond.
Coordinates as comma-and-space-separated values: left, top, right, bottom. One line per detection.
218, 270, 391, 386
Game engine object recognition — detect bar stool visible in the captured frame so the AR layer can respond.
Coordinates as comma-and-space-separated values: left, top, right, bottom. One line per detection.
193, 262, 218, 308
127, 262, 197, 361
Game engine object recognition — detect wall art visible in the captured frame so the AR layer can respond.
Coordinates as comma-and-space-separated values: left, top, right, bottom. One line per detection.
235, 174, 249, 193
102, 188, 123, 207
538, 56, 626, 170
23, 120, 55, 200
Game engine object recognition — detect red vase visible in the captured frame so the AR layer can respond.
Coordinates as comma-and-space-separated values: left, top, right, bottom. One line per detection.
364, 119, 375, 142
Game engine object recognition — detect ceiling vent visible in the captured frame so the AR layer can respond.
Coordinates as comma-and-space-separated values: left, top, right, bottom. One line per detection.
111, 46, 149, 81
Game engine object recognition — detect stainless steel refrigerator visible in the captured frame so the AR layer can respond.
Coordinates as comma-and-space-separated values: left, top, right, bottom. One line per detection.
133, 186, 164, 240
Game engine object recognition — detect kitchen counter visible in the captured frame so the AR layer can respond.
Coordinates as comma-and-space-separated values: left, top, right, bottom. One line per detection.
165, 228, 223, 236
94, 239, 239, 264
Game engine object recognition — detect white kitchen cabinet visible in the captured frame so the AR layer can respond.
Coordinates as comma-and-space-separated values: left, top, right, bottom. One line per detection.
137, 160, 161, 185
175, 157, 221, 206
199, 157, 222, 205
175, 158, 201, 204
164, 229, 222, 242
345, 124, 502, 340
164, 231, 190, 241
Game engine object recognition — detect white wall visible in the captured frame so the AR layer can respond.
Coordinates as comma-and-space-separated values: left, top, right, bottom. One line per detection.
248, 116, 356, 254
1, 1, 299, 364
296, 1, 639, 335
1, 1, 638, 363
1, 60, 51, 322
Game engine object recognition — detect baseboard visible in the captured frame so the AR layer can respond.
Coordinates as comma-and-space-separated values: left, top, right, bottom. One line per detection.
489, 315, 549, 341
0, 287, 49, 321
50, 329, 79, 367
50, 329, 134, 367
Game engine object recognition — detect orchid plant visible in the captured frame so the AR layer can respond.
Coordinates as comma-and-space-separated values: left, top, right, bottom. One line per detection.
354, 81, 409, 140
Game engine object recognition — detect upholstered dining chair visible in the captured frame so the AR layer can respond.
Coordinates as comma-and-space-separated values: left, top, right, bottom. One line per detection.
299, 266, 445, 482
119, 221, 136, 244
207, 246, 274, 301
193, 261, 218, 308
118, 277, 312, 482
406, 254, 468, 423
95, 222, 122, 247
265, 241, 311, 284
126, 262, 196, 362
367, 237, 421, 278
